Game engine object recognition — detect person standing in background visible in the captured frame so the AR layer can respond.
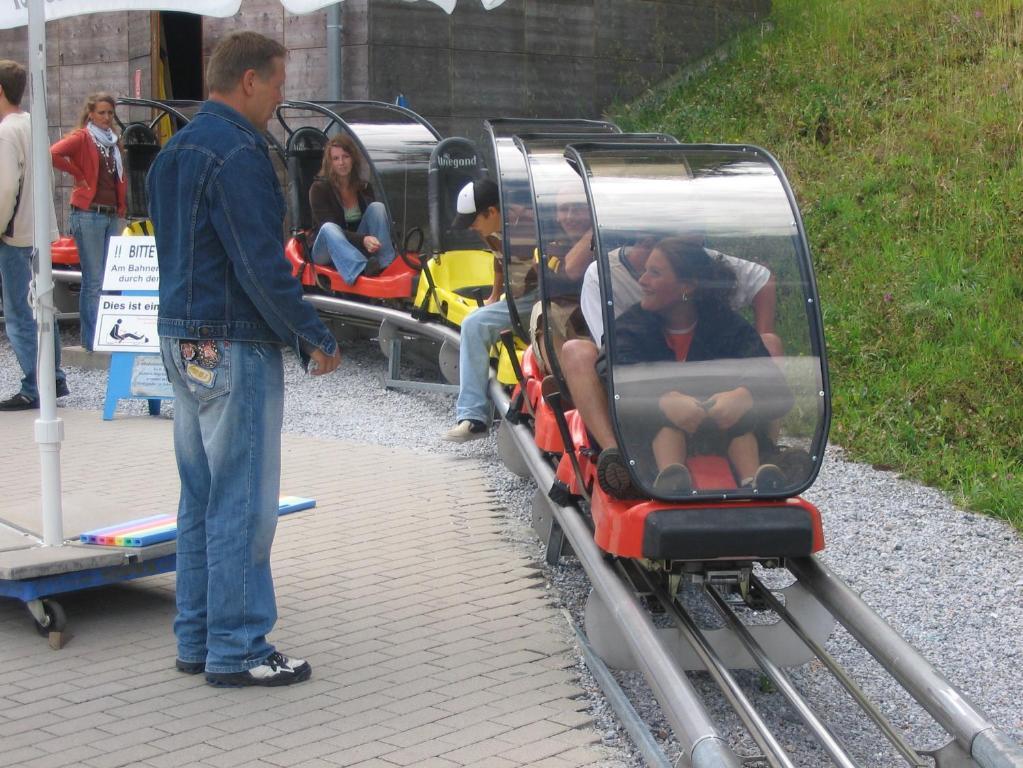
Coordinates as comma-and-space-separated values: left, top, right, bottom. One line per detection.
0, 59, 68, 411
51, 92, 126, 352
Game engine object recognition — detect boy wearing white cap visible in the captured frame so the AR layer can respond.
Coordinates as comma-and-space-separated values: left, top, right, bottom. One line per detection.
441, 178, 534, 442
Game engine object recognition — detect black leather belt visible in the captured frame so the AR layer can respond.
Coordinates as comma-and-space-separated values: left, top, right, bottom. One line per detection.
74, 203, 116, 215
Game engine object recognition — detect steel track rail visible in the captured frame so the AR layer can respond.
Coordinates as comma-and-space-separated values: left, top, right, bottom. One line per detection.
629, 565, 796, 768
788, 557, 1023, 768
747, 573, 929, 767
487, 380, 743, 768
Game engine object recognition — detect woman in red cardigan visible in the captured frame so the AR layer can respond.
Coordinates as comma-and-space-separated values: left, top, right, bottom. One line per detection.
51, 92, 126, 352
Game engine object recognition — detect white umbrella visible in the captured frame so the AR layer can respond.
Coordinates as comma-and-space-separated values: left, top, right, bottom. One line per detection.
0, 0, 506, 547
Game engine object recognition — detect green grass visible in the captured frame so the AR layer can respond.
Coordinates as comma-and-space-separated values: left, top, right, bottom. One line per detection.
613, 0, 1023, 529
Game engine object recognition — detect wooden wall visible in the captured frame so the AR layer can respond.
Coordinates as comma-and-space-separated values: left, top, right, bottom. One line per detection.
0, 0, 768, 230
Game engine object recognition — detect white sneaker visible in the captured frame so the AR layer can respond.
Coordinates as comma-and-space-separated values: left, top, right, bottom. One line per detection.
205, 651, 311, 687
441, 420, 489, 443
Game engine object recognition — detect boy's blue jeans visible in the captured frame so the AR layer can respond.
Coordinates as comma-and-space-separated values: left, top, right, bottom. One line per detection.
0, 242, 66, 399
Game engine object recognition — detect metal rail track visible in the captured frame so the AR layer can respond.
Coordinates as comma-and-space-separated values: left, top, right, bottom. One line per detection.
479, 361, 1022, 768
47, 275, 1023, 768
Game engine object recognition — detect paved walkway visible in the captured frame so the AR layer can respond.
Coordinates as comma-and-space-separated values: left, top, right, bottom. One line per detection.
0, 409, 618, 768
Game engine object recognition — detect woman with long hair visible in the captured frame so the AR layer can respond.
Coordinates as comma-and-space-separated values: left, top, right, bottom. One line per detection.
51, 92, 126, 352
308, 134, 395, 284
561, 236, 792, 498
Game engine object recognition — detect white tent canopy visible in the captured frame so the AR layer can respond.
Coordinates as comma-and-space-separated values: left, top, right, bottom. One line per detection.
1, 0, 506, 28
1, 0, 505, 547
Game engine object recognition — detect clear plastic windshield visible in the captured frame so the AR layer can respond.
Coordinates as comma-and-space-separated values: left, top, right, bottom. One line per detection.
484, 120, 621, 336
519, 134, 678, 381
570, 145, 828, 500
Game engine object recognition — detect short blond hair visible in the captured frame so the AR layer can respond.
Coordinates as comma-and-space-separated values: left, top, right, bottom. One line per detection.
206, 31, 286, 95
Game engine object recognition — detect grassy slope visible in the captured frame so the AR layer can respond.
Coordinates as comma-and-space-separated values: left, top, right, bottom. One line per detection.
614, 0, 1023, 528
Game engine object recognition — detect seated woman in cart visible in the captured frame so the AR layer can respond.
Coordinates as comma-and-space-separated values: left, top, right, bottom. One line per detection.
561, 236, 793, 499
308, 134, 395, 283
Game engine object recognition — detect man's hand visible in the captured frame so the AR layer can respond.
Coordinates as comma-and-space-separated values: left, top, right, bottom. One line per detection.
308, 346, 342, 376
704, 387, 753, 430
363, 236, 381, 254
658, 391, 706, 434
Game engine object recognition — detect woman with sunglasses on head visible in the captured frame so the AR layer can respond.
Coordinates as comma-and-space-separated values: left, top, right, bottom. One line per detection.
51, 92, 126, 352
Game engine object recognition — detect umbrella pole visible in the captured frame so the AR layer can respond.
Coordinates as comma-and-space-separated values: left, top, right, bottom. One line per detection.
29, 0, 65, 547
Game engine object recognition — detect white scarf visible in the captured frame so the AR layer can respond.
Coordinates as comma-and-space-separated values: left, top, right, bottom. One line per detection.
86, 121, 123, 180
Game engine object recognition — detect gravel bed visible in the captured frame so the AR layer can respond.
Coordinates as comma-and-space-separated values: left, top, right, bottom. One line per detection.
3, 323, 1021, 767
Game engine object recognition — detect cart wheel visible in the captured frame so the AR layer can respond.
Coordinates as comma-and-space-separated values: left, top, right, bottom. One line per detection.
31, 599, 67, 637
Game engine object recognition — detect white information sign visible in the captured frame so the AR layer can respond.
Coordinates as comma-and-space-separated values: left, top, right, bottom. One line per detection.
102, 236, 160, 291
93, 296, 160, 353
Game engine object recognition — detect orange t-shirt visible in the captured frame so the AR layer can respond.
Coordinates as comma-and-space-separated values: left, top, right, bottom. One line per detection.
664, 329, 694, 361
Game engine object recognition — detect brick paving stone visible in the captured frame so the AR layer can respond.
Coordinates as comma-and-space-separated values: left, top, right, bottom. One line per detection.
263, 740, 344, 767
17, 744, 106, 768
438, 736, 519, 765
81, 744, 166, 768
497, 738, 578, 764
0, 413, 615, 768
434, 719, 513, 747
325, 740, 395, 767
202, 745, 287, 768
379, 721, 455, 748
140, 741, 224, 768
460, 759, 518, 768
0, 745, 47, 765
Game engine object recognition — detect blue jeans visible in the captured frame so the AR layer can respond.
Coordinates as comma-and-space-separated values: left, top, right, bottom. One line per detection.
456, 295, 535, 426
69, 207, 119, 351
310, 201, 395, 284
160, 337, 284, 673
0, 243, 66, 400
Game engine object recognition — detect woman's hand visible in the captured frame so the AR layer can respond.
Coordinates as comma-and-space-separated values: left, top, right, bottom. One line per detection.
703, 387, 754, 430
659, 391, 706, 434
363, 236, 381, 254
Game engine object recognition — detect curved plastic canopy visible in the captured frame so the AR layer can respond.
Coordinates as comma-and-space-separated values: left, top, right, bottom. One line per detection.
515, 132, 679, 381
566, 143, 830, 501
482, 119, 621, 338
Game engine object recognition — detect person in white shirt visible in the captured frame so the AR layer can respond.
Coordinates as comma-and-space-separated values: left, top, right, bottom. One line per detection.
0, 59, 67, 411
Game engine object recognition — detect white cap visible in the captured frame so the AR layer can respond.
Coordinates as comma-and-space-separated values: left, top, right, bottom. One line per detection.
456, 181, 477, 215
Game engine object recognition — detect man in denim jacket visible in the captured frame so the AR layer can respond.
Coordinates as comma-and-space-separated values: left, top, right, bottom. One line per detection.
148, 31, 341, 687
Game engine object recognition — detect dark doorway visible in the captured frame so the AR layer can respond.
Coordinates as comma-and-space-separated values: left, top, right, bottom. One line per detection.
158, 12, 204, 100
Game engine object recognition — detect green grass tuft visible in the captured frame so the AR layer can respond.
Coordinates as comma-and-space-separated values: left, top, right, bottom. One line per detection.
613, 0, 1023, 529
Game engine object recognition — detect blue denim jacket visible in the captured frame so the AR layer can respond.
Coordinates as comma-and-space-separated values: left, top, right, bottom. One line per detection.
147, 100, 336, 357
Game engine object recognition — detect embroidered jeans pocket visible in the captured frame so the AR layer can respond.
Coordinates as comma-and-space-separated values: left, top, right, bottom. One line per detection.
178, 339, 231, 401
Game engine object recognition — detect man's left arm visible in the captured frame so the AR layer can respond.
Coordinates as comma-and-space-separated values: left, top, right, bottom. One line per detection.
208, 146, 337, 359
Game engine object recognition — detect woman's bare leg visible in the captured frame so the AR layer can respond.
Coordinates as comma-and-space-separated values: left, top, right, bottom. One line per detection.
652, 426, 687, 471
728, 432, 760, 483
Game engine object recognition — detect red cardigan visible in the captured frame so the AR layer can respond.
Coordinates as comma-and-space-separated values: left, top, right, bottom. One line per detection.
50, 128, 127, 216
